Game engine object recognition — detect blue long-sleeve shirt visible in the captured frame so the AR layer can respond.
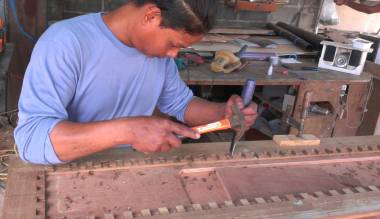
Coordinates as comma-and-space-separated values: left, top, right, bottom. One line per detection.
14, 13, 193, 165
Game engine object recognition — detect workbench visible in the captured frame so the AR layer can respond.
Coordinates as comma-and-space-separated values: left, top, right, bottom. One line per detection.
2, 136, 380, 218
180, 62, 373, 138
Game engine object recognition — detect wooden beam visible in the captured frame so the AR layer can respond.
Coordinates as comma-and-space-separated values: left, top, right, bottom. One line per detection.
375, 113, 380, 135
6, 0, 47, 111
273, 134, 321, 147
235, 1, 278, 12
2, 136, 380, 218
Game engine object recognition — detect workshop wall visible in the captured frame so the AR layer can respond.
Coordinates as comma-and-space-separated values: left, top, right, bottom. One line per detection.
320, 4, 380, 33
47, 0, 322, 31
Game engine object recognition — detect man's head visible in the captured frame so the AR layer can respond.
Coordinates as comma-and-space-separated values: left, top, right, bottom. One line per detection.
119, 0, 217, 57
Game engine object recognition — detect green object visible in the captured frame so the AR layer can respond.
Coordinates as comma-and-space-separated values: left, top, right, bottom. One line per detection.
174, 58, 187, 70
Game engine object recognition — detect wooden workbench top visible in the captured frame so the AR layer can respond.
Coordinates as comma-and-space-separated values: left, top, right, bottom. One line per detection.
180, 62, 373, 86
3, 136, 380, 219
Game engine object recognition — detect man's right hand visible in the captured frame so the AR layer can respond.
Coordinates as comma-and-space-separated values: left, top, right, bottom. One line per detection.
126, 117, 200, 153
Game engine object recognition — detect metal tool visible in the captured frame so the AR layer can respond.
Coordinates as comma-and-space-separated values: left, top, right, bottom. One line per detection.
281, 91, 313, 137
310, 104, 330, 116
229, 79, 256, 155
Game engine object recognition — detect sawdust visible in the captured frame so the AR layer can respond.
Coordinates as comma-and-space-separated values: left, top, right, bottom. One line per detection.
0, 116, 14, 151
0, 115, 16, 213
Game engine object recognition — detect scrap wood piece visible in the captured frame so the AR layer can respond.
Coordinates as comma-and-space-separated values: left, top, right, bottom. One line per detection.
273, 134, 321, 147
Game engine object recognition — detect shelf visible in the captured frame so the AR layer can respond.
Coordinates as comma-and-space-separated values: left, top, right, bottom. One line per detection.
235, 1, 278, 12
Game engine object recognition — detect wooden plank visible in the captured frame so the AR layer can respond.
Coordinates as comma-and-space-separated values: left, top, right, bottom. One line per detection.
334, 82, 370, 137
273, 134, 320, 147
180, 62, 372, 86
190, 41, 311, 55
235, 1, 278, 12
2, 136, 380, 218
63, 135, 380, 165
2, 165, 46, 219
209, 28, 275, 36
45, 169, 191, 216
358, 62, 380, 135
322, 211, 380, 219
216, 165, 346, 200
180, 169, 230, 203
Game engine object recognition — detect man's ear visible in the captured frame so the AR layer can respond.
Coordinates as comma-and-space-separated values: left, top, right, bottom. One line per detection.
143, 5, 162, 26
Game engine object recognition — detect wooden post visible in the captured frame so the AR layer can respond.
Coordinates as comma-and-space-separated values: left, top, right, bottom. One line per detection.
6, 0, 47, 111
375, 113, 380, 135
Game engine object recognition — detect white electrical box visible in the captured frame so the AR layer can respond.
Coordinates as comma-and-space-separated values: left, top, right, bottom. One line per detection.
318, 39, 373, 75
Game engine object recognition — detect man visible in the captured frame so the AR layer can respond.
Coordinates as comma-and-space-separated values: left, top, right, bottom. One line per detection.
335, 0, 380, 14
15, 0, 258, 165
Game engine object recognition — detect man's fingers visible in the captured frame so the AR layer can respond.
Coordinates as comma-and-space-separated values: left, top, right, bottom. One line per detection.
244, 116, 257, 127
231, 95, 244, 108
171, 122, 200, 140
241, 108, 257, 116
167, 134, 181, 149
159, 144, 171, 153
227, 95, 244, 107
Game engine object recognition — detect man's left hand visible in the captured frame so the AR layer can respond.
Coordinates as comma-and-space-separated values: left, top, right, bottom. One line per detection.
225, 95, 258, 130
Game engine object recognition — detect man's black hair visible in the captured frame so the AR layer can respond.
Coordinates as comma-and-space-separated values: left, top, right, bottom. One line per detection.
130, 0, 217, 35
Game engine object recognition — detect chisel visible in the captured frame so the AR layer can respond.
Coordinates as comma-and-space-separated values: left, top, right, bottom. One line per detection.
229, 79, 256, 155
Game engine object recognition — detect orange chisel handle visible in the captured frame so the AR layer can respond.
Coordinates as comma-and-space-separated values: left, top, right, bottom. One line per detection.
190, 119, 231, 135
177, 119, 231, 140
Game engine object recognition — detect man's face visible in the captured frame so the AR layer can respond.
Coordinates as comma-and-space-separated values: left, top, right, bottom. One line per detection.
130, 5, 204, 58
134, 27, 203, 58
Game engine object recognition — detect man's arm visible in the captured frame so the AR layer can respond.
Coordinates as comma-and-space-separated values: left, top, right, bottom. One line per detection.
184, 96, 258, 130
50, 120, 128, 162
184, 97, 225, 126
158, 59, 257, 129
335, 0, 380, 14
50, 117, 198, 162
